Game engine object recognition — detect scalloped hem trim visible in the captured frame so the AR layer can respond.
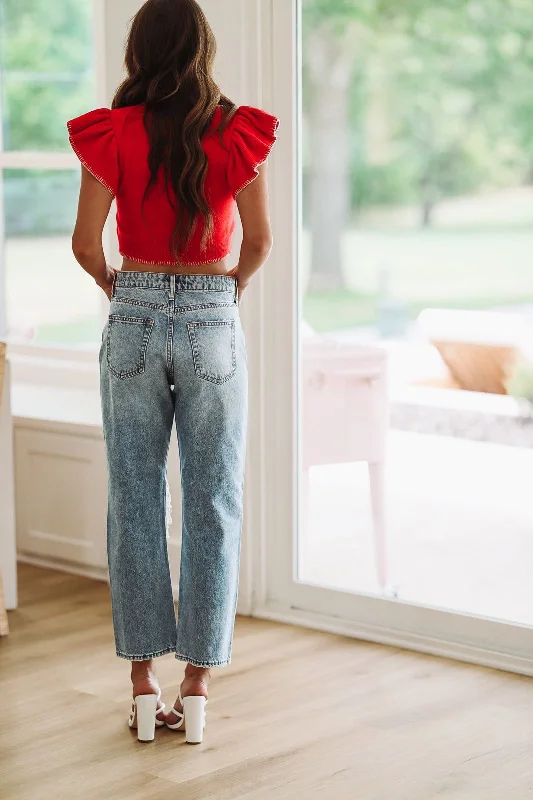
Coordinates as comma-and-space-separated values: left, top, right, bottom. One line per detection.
119, 250, 232, 266
233, 115, 280, 198
67, 120, 116, 197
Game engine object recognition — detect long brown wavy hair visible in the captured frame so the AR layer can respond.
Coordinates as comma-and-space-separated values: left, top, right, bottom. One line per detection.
112, 0, 236, 260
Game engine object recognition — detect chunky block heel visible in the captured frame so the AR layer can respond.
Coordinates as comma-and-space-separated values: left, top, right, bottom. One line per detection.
128, 688, 165, 742
183, 696, 207, 744
166, 690, 208, 743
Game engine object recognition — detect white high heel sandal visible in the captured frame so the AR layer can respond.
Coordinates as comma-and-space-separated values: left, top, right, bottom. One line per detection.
128, 687, 166, 742
166, 690, 208, 744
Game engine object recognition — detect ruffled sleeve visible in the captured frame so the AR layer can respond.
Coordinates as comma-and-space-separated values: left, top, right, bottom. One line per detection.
67, 108, 119, 196
227, 105, 279, 197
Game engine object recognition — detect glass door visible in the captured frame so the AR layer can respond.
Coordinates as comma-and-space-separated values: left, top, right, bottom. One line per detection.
259, 0, 533, 674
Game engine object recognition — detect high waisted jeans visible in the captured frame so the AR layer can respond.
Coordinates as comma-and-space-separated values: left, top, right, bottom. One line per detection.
99, 271, 248, 667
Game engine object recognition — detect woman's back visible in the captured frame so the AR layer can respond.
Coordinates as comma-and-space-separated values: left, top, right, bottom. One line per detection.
67, 102, 278, 267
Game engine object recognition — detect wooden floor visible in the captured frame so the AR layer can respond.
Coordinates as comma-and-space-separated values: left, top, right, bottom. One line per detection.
1, 564, 532, 799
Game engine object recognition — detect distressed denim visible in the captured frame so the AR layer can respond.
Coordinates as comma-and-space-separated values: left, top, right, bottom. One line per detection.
99, 271, 248, 666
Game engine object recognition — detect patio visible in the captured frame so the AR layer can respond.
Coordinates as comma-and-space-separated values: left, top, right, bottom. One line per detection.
299, 429, 533, 627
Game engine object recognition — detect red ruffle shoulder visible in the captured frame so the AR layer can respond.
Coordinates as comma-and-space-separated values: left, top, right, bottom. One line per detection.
67, 107, 119, 196
226, 105, 280, 196
66, 103, 279, 264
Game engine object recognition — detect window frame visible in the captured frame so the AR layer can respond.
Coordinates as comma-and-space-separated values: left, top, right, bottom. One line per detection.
0, 0, 111, 368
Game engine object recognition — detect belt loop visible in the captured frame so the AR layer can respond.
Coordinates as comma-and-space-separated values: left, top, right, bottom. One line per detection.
111, 270, 118, 298
169, 274, 175, 299
234, 277, 238, 304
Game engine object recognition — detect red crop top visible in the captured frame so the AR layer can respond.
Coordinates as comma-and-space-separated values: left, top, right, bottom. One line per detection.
67, 103, 279, 265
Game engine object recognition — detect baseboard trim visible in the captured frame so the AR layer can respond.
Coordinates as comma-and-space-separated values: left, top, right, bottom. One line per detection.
20, 554, 529, 676
252, 601, 533, 677
17, 553, 109, 584
19, 553, 184, 607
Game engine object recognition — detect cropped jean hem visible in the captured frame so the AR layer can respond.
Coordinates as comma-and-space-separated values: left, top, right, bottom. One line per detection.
116, 645, 176, 661
175, 652, 231, 668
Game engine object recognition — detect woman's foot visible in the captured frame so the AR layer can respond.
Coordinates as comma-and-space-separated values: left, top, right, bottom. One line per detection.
131, 659, 166, 724
166, 663, 211, 728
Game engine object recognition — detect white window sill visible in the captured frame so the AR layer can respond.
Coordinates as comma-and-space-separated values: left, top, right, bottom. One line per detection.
12, 382, 102, 436
8, 348, 103, 436
7, 344, 530, 447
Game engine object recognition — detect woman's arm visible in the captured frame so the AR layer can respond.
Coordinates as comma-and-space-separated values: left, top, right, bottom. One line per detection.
228, 162, 273, 301
71, 165, 117, 299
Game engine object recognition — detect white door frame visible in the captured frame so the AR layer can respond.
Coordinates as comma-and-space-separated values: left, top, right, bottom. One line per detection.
250, 0, 533, 676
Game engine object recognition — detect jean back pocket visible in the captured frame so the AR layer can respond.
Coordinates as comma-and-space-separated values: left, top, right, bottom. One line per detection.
187, 320, 236, 384
106, 314, 155, 379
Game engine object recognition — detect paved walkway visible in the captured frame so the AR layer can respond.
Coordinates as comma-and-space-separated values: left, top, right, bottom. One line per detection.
300, 429, 533, 626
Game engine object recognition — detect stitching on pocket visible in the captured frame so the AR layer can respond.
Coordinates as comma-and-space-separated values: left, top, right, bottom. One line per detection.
176, 302, 235, 314
187, 320, 236, 384
106, 315, 155, 379
111, 297, 167, 311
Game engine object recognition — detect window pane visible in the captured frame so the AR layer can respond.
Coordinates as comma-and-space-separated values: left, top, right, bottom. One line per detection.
0, 0, 94, 151
5, 168, 101, 346
298, 0, 533, 626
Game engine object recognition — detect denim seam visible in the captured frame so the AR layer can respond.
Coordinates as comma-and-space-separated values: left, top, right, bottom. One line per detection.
187, 321, 237, 384
226, 539, 243, 663
166, 310, 174, 383
115, 286, 233, 292
106, 315, 155, 379
110, 297, 235, 313
225, 478, 245, 663
174, 652, 231, 667
112, 297, 167, 311
116, 645, 176, 661
175, 302, 235, 313
115, 275, 235, 291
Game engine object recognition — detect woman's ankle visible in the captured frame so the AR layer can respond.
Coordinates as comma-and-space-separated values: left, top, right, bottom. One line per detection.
184, 663, 210, 680
131, 659, 159, 693
181, 663, 211, 697
131, 658, 154, 676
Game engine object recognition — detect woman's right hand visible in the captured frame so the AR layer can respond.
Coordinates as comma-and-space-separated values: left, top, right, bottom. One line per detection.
226, 266, 248, 305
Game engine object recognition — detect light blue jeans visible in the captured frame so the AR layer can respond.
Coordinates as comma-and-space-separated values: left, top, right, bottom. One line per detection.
99, 271, 248, 667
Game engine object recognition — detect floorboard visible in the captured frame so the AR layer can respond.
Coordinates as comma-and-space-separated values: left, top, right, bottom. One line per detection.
1, 563, 531, 799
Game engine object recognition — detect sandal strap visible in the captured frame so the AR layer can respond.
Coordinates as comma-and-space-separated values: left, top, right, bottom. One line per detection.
130, 689, 164, 717
130, 699, 165, 714
178, 690, 208, 706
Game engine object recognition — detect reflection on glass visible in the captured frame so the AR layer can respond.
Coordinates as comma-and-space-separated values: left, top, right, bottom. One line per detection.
299, 0, 533, 625
4, 169, 100, 346
0, 0, 94, 151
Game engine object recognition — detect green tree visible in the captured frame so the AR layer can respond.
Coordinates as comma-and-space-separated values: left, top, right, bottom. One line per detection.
303, 0, 533, 286
0, 0, 94, 151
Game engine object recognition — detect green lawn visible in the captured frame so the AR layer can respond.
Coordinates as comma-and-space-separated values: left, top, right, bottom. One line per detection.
35, 314, 102, 346
301, 226, 533, 332
8, 225, 533, 343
